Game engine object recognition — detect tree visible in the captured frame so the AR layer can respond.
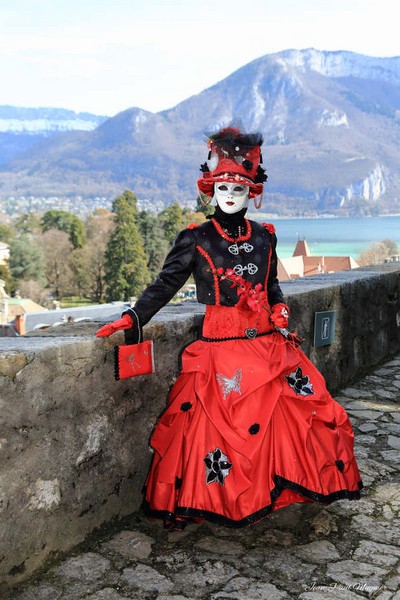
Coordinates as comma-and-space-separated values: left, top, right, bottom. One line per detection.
0, 264, 15, 295
17, 279, 48, 306
182, 208, 207, 228
84, 240, 108, 303
69, 248, 91, 298
83, 210, 115, 303
357, 239, 398, 266
40, 229, 74, 300
138, 210, 170, 279
381, 239, 398, 256
195, 195, 214, 217
9, 234, 47, 286
159, 202, 184, 244
41, 210, 86, 249
13, 212, 41, 234
104, 191, 150, 302
0, 224, 14, 244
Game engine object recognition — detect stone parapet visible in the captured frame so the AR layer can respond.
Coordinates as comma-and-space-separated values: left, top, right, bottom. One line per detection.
283, 263, 400, 389
0, 263, 399, 590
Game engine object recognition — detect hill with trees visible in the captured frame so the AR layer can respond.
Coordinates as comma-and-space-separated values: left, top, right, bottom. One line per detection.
0, 192, 207, 307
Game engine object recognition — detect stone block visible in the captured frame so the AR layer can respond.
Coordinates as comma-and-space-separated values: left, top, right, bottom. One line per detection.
103, 530, 154, 560
0, 314, 201, 590
121, 564, 174, 593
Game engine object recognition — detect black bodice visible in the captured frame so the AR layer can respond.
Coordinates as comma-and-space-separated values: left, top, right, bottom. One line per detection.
128, 218, 284, 328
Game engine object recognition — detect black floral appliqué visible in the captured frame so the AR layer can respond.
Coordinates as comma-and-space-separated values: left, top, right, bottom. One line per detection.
249, 423, 260, 435
335, 460, 345, 472
204, 448, 232, 485
285, 366, 315, 396
180, 402, 192, 412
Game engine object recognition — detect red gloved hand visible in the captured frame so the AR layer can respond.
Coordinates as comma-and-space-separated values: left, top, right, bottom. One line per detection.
270, 303, 290, 329
96, 314, 133, 337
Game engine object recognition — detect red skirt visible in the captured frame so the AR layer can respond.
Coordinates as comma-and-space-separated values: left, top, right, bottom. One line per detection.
143, 306, 362, 528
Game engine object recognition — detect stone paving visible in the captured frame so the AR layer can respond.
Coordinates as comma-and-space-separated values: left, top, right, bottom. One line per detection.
5, 354, 400, 600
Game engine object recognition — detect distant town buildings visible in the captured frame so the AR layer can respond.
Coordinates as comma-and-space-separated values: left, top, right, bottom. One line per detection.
278, 238, 359, 280
0, 280, 47, 334
0, 195, 164, 218
0, 282, 132, 336
385, 254, 400, 263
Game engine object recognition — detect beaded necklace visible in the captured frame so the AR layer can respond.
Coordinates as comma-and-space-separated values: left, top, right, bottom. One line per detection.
211, 218, 252, 242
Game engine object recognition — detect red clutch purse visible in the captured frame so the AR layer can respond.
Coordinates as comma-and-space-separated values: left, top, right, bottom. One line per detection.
114, 313, 154, 380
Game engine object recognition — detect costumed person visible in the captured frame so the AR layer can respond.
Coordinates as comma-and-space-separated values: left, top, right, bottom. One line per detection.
97, 127, 363, 529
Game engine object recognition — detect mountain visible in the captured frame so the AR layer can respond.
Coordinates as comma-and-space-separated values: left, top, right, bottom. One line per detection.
0, 106, 108, 166
1, 49, 400, 216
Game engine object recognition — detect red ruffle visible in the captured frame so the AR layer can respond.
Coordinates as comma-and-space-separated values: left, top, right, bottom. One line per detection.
262, 222, 276, 234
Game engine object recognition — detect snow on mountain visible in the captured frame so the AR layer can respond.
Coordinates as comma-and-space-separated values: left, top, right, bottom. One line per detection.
275, 48, 400, 84
0, 106, 108, 135
0, 106, 109, 166
0, 118, 105, 134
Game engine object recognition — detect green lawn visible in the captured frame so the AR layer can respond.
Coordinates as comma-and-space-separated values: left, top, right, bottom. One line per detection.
60, 297, 94, 308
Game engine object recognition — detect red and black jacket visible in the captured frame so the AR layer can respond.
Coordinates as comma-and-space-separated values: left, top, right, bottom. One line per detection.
125, 218, 284, 328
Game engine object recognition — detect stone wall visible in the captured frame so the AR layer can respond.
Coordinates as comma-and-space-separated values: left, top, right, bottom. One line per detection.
284, 263, 400, 390
0, 263, 399, 591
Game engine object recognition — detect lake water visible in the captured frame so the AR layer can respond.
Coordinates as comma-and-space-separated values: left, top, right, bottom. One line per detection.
254, 216, 400, 259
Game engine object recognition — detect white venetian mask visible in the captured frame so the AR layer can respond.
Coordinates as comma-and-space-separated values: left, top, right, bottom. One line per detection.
213, 182, 249, 214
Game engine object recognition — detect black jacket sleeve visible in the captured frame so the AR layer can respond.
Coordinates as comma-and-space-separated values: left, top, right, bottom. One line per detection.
267, 234, 285, 307
124, 228, 197, 327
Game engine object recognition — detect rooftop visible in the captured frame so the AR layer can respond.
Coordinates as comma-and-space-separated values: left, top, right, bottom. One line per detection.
279, 238, 359, 279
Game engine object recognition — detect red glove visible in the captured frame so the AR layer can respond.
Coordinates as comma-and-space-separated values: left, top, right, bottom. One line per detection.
96, 314, 133, 337
270, 303, 290, 329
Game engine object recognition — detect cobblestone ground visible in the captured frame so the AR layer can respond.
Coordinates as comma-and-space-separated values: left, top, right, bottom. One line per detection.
6, 354, 400, 600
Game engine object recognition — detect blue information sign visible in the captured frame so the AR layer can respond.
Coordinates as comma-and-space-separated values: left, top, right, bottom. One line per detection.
314, 311, 336, 347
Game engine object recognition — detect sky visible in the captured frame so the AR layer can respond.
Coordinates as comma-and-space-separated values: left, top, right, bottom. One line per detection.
0, 0, 398, 117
